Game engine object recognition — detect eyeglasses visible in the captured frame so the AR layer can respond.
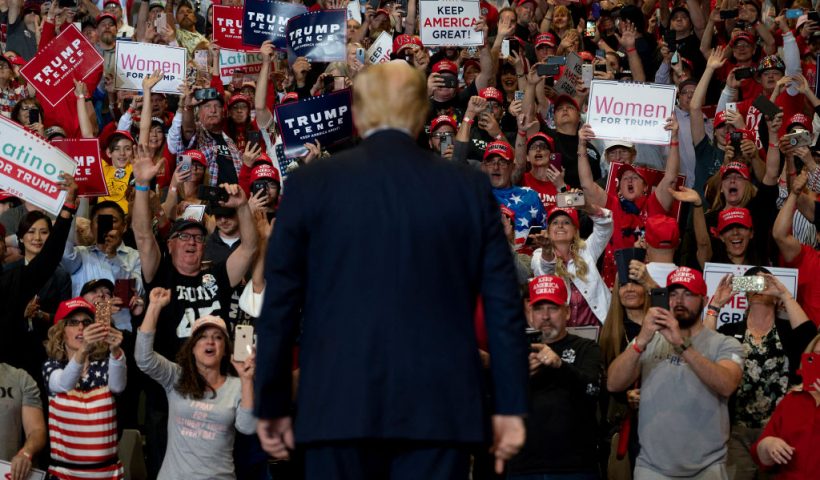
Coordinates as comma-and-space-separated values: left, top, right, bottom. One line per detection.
65, 318, 94, 328
529, 143, 550, 152
171, 232, 206, 243
482, 158, 513, 167
432, 132, 453, 139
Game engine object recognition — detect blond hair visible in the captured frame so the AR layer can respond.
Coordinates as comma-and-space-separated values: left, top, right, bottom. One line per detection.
599, 276, 649, 366
44, 321, 108, 362
352, 62, 429, 136
554, 232, 589, 282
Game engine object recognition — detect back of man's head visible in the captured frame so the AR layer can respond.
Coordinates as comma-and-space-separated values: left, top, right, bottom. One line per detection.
352, 61, 429, 137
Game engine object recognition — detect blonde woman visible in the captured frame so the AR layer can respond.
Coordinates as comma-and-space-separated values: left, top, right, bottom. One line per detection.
531, 202, 613, 327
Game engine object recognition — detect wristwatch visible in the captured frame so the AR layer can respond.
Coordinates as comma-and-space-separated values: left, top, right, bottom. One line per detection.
674, 337, 692, 355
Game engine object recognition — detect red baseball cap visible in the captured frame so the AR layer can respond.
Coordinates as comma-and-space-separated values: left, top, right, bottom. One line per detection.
255, 153, 273, 166
374, 8, 390, 17
529, 275, 569, 306
432, 60, 458, 76
96, 13, 118, 25
527, 132, 554, 151
227, 94, 251, 108
54, 297, 96, 324
480, 1, 499, 29
104, 0, 121, 7
644, 215, 680, 249
105, 130, 135, 150
462, 58, 481, 73
729, 32, 755, 48
666, 267, 707, 297
554, 94, 579, 111
714, 110, 726, 129
617, 163, 647, 183
786, 113, 812, 132
430, 115, 457, 133
579, 51, 595, 62
715, 207, 753, 234
479, 87, 504, 104
547, 205, 579, 228
534, 32, 557, 48
393, 34, 423, 54
720, 161, 751, 180
250, 163, 280, 183
517, 0, 537, 7
181, 149, 207, 167
281, 92, 299, 104
483, 141, 514, 161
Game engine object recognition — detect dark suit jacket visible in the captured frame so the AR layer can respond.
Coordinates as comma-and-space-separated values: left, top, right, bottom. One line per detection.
254, 130, 529, 444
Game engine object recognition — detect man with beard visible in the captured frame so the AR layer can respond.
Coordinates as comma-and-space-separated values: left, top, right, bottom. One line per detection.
96, 13, 118, 76
607, 267, 744, 480
174, 0, 207, 58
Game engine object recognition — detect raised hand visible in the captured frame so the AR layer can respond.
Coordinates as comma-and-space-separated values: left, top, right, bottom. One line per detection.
707, 46, 727, 70
711, 273, 735, 308
219, 183, 248, 208
667, 186, 701, 204
149, 287, 171, 308
142, 69, 164, 92
132, 144, 162, 184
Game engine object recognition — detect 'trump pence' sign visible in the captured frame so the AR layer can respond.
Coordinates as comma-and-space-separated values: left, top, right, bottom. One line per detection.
243, 0, 307, 49
0, 116, 75, 214
703, 263, 798, 328
115, 41, 187, 94
20, 24, 103, 108
51, 138, 108, 197
275, 90, 353, 158
212, 6, 250, 51
587, 80, 677, 145
419, 0, 483, 46
286, 10, 347, 62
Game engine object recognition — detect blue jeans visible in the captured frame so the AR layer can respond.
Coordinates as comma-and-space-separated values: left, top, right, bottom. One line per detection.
508, 473, 600, 480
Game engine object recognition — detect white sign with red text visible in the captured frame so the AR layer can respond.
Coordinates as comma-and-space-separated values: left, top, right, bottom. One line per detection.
587, 80, 677, 145
419, 0, 483, 46
0, 116, 75, 215
219, 49, 264, 84
703, 263, 798, 328
114, 41, 187, 94
366, 32, 392, 64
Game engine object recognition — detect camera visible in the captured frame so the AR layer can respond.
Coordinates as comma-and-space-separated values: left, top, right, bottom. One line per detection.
198, 185, 229, 206
732, 276, 765, 293
556, 191, 585, 208
784, 129, 812, 148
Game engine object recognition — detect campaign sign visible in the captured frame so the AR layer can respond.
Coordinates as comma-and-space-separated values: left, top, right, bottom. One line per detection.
51, 138, 108, 197
419, 0, 483, 46
366, 31, 393, 64
587, 80, 677, 145
219, 49, 265, 84
243, 0, 307, 49
554, 52, 582, 97
115, 41, 187, 94
703, 263, 798, 328
20, 24, 103, 108
286, 10, 347, 62
604, 162, 686, 220
276, 90, 352, 158
0, 460, 45, 480
0, 116, 75, 215
347, 0, 362, 23
212, 6, 251, 51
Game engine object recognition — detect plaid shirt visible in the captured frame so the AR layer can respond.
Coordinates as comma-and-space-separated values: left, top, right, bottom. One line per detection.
187, 126, 243, 186
0, 82, 28, 118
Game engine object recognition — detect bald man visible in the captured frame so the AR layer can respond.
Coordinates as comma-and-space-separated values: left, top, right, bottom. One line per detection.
254, 61, 529, 479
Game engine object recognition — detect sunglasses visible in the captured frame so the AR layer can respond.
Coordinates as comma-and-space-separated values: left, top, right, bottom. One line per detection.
65, 318, 94, 328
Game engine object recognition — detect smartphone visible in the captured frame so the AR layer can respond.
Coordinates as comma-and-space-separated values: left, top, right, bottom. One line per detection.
524, 225, 544, 246
582, 63, 593, 87
752, 95, 782, 119
178, 154, 192, 173
556, 191, 585, 208
514, 90, 524, 102
368, 0, 379, 10
95, 299, 112, 326
194, 50, 209, 70
671, 51, 679, 65
28, 109, 39, 124
441, 75, 458, 88
323, 75, 334, 93
786, 8, 803, 20
333, 76, 346, 91
501, 38, 510, 58
537, 63, 560, 77
649, 288, 669, 310
234, 324, 254, 362
508, 38, 519, 54
546, 56, 567, 66
719, 9, 738, 20
194, 88, 219, 101
182, 204, 206, 222
155, 12, 167, 31
526, 328, 543, 345
114, 278, 135, 305
97, 214, 114, 245
734, 67, 756, 80
59, 0, 78, 7
799, 353, 820, 391
246, 130, 261, 146
596, 48, 606, 59
731, 275, 766, 293
784, 129, 812, 147
356, 47, 365, 64
595, 62, 607, 73
810, 11, 820, 23
725, 102, 737, 113
585, 20, 597, 37
615, 247, 647, 284
548, 153, 562, 170
730, 131, 744, 150
439, 133, 452, 155
198, 185, 229, 205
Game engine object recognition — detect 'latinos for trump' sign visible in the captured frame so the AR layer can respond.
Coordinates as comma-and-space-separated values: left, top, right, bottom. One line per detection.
212, 6, 250, 51
286, 10, 346, 62
243, 0, 307, 49
419, 0, 483, 46
115, 41, 187, 94
20, 24, 103, 108
587, 80, 677, 145
219, 49, 265, 84
0, 115, 75, 215
276, 90, 352, 158
51, 138, 108, 197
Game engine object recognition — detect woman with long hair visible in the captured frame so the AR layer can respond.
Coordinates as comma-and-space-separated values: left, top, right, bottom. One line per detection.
531, 201, 613, 329
15, 211, 72, 318
136, 287, 256, 480
43, 297, 126, 479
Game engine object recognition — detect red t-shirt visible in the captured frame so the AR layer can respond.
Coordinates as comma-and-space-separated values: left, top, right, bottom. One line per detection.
782, 244, 820, 327
522, 172, 559, 212
737, 90, 805, 151
751, 391, 820, 479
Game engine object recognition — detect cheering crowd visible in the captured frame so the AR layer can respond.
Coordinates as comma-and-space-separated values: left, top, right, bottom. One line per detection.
1, 0, 820, 479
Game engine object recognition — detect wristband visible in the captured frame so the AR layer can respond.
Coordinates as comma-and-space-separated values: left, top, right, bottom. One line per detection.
62, 202, 77, 210
76, 93, 85, 99
706, 304, 721, 317
111, 350, 124, 361
693, 202, 703, 208
768, 143, 778, 148
134, 184, 150, 192
169, 186, 178, 192
670, 141, 679, 147
17, 450, 31, 460
626, 47, 637, 54
518, 130, 527, 137
631, 341, 644, 355
495, 133, 504, 140
463, 117, 473, 124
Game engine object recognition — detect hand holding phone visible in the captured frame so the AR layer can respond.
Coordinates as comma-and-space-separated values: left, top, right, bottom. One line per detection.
234, 325, 255, 362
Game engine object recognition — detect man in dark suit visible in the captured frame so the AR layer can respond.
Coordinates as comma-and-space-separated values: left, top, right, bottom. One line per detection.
254, 61, 529, 479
